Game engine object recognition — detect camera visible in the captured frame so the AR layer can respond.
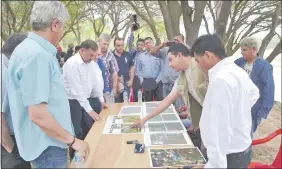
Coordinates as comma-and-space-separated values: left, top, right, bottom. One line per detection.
132, 14, 140, 31
166, 41, 176, 46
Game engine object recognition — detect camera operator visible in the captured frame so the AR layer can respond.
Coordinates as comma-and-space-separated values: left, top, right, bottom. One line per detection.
126, 14, 146, 102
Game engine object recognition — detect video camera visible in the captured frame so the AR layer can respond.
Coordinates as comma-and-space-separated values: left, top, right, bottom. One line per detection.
166, 41, 176, 46
132, 14, 140, 31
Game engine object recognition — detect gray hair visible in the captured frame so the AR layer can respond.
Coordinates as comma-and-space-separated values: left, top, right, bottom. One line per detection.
240, 37, 259, 50
30, 1, 69, 31
98, 33, 111, 42
2, 33, 27, 58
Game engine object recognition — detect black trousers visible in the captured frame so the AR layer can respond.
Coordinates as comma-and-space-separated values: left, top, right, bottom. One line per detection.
187, 129, 251, 168
143, 81, 163, 101
226, 146, 252, 168
69, 97, 101, 158
1, 135, 31, 168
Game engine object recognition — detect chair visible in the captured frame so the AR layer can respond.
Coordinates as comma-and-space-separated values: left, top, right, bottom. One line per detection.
248, 128, 281, 168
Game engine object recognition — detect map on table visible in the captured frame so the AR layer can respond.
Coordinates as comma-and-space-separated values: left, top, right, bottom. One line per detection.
107, 115, 141, 124
145, 122, 186, 132
103, 123, 143, 134
148, 147, 206, 168
148, 113, 180, 122
145, 102, 159, 108
144, 132, 193, 146
118, 106, 142, 115
103, 115, 143, 134
145, 107, 176, 116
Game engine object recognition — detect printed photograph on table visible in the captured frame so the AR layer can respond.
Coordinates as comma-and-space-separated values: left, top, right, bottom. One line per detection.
107, 115, 141, 124
149, 147, 206, 168
144, 132, 193, 146
148, 114, 180, 122
145, 107, 176, 115
103, 123, 143, 134
144, 102, 159, 108
118, 106, 143, 115
145, 122, 186, 132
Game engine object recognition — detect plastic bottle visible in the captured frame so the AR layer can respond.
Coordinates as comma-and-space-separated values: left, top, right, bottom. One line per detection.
138, 89, 142, 103
74, 151, 84, 168
110, 90, 115, 104
105, 91, 111, 104
123, 91, 128, 103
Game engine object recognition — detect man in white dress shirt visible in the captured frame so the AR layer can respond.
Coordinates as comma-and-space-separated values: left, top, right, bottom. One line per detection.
190, 34, 260, 168
63, 40, 105, 158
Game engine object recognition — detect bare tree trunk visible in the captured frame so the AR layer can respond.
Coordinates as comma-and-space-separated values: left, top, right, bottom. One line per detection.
214, 1, 233, 43
167, 1, 181, 35
265, 40, 281, 63
158, 1, 174, 40
158, 1, 181, 40
182, 1, 207, 46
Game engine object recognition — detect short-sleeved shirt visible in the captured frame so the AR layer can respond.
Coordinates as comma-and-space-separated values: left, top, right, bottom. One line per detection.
99, 51, 119, 90
159, 47, 180, 84
113, 50, 134, 82
136, 51, 163, 83
1, 54, 14, 135
3, 32, 74, 161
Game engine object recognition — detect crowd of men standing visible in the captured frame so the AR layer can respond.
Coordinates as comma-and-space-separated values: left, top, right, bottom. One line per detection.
1, 1, 275, 169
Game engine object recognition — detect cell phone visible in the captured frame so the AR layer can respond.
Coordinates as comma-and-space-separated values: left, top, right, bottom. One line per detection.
134, 143, 145, 153
166, 41, 176, 46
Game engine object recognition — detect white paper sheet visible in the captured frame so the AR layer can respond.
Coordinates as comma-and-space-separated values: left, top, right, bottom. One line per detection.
144, 132, 193, 147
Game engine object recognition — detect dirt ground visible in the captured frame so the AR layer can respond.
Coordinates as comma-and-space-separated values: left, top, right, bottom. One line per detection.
252, 102, 281, 164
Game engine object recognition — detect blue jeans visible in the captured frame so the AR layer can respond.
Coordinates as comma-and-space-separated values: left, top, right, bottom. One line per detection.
182, 118, 192, 128
163, 83, 184, 110
31, 146, 67, 168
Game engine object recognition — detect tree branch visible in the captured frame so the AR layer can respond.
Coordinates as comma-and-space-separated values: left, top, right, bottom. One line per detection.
265, 40, 281, 63
203, 15, 211, 34
207, 0, 216, 24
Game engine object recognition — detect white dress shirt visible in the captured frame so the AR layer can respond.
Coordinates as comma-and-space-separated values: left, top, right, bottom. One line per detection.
200, 58, 259, 168
63, 53, 104, 113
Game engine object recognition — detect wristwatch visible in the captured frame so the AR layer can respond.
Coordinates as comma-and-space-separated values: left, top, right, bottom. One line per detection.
67, 136, 76, 148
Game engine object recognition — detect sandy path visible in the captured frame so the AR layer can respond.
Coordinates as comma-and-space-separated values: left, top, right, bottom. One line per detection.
252, 102, 281, 164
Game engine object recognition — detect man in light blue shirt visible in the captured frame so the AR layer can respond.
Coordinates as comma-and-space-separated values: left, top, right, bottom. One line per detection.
136, 37, 163, 101
2, 1, 89, 168
1, 33, 31, 168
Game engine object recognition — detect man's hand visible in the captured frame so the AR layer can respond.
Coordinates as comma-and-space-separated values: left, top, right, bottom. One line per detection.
112, 88, 118, 96
179, 111, 188, 119
127, 80, 133, 88
88, 111, 101, 121
160, 40, 168, 48
5, 141, 15, 153
179, 105, 187, 112
71, 138, 90, 160
131, 118, 147, 129
118, 77, 124, 83
101, 102, 108, 109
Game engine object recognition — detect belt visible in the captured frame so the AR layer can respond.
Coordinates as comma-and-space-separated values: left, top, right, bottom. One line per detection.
227, 145, 252, 156
163, 83, 174, 87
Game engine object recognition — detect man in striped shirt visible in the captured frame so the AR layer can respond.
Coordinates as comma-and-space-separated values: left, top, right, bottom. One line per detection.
98, 33, 119, 96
